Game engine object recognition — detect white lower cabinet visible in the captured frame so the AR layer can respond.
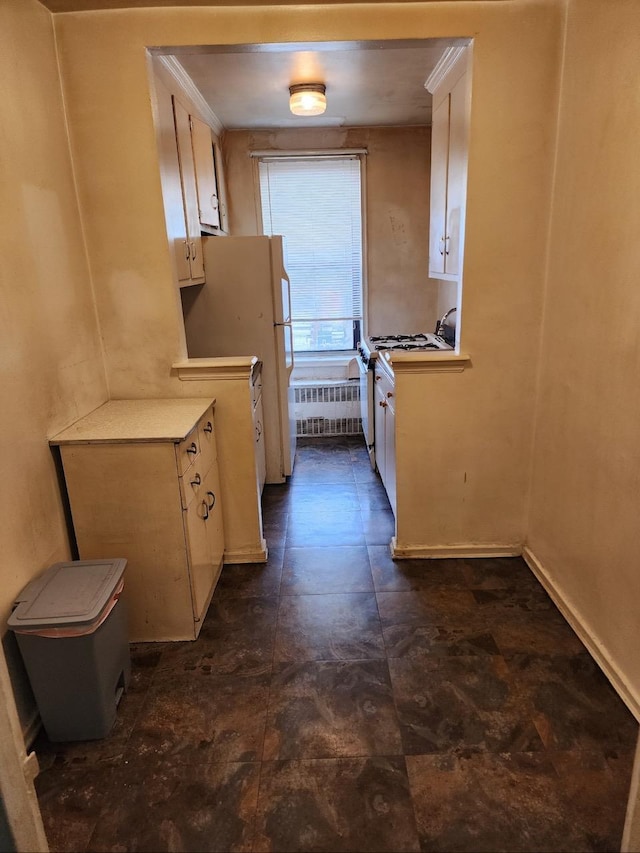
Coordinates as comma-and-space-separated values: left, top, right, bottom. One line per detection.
374, 362, 397, 515
254, 391, 267, 495
51, 398, 224, 642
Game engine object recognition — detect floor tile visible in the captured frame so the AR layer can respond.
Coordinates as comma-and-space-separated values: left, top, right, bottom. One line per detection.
383, 623, 501, 660
290, 464, 356, 486
274, 593, 385, 661
406, 752, 589, 853
286, 510, 364, 546
263, 661, 403, 760
376, 588, 480, 629
360, 508, 396, 545
86, 761, 260, 852
287, 483, 361, 513
281, 546, 374, 595
125, 673, 270, 766
155, 597, 278, 679
34, 438, 637, 853
356, 480, 392, 509
254, 757, 420, 852
36, 762, 115, 852
262, 513, 289, 548
389, 656, 543, 755
461, 556, 545, 590
504, 653, 638, 754
368, 548, 470, 592
214, 550, 284, 600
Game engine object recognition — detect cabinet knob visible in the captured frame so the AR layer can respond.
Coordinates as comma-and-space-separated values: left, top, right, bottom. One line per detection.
375, 375, 382, 381
379, 400, 388, 408
387, 391, 393, 398
190, 472, 201, 487
204, 421, 213, 434
187, 442, 198, 455
206, 491, 215, 510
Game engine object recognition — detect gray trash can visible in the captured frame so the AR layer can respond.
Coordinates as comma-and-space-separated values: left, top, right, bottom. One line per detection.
8, 558, 130, 742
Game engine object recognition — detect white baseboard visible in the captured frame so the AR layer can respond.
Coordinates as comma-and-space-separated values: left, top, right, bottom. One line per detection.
223, 540, 268, 564
390, 537, 522, 559
523, 546, 640, 723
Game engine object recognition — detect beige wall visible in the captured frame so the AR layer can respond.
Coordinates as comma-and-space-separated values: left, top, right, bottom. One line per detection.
52, 0, 562, 560
527, 0, 640, 712
0, 0, 108, 724
223, 126, 438, 334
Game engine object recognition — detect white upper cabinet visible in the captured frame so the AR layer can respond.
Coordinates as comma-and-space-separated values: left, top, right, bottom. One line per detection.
191, 114, 226, 231
426, 46, 472, 281
172, 97, 205, 283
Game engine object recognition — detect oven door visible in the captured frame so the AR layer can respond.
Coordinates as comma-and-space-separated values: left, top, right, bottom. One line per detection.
357, 353, 375, 470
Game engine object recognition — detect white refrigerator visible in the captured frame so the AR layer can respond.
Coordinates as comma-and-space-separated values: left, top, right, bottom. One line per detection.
182, 235, 296, 483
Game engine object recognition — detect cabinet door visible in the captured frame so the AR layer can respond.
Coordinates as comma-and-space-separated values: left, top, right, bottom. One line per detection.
254, 393, 267, 494
374, 375, 387, 485
154, 77, 191, 284
172, 97, 205, 282
385, 397, 397, 516
203, 461, 224, 590
429, 93, 450, 277
191, 115, 221, 229
184, 493, 214, 624
444, 73, 468, 277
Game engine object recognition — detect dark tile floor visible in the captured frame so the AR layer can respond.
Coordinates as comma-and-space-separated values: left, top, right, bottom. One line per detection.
34, 436, 638, 852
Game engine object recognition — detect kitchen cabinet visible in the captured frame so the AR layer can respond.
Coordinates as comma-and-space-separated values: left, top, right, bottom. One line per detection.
374, 360, 397, 515
172, 97, 205, 284
252, 365, 267, 494
50, 398, 223, 642
427, 47, 471, 280
172, 356, 269, 563
191, 115, 229, 234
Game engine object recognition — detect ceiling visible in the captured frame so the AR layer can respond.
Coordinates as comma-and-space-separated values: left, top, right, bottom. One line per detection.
42, 0, 500, 10
164, 40, 465, 130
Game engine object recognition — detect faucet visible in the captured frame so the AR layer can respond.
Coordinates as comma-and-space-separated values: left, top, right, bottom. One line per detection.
435, 306, 457, 337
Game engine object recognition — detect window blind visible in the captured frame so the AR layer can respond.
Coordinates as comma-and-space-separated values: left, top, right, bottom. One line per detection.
258, 156, 363, 331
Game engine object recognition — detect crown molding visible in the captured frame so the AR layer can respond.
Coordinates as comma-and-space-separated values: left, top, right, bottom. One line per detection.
424, 46, 468, 94
157, 56, 224, 137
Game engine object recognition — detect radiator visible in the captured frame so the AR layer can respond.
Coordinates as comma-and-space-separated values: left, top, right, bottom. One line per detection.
293, 381, 362, 436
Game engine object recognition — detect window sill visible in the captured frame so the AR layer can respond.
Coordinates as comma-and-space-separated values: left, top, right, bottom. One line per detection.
292, 352, 359, 382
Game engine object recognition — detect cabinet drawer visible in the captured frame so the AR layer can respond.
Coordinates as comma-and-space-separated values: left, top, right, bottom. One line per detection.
175, 429, 200, 476
197, 407, 217, 475
179, 463, 208, 509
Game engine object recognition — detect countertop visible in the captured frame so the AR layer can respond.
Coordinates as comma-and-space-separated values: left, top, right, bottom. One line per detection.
49, 398, 215, 445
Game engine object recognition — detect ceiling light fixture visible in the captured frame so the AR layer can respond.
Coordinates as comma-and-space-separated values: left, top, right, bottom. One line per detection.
289, 83, 327, 117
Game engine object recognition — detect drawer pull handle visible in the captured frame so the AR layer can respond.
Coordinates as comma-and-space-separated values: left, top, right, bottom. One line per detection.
201, 499, 209, 521
204, 421, 213, 433
206, 491, 216, 510
184, 240, 190, 260
191, 241, 197, 261
187, 442, 198, 456
190, 472, 201, 487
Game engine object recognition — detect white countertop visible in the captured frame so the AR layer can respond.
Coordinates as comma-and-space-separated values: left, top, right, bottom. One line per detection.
49, 398, 215, 445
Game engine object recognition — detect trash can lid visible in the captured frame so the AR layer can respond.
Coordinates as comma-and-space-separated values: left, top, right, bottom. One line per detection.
8, 559, 127, 631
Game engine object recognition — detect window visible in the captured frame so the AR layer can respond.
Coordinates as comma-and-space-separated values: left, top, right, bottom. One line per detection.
258, 155, 363, 353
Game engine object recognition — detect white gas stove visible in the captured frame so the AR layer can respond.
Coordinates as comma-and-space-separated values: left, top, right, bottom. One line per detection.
356, 332, 452, 469
357, 332, 452, 367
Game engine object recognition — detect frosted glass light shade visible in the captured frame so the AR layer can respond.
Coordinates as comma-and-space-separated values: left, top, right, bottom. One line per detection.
289, 83, 327, 117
